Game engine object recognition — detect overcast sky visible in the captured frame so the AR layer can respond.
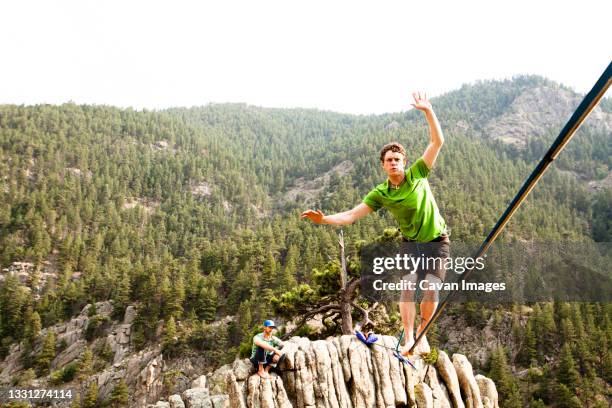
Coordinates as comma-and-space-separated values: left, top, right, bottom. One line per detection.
1, 0, 610, 114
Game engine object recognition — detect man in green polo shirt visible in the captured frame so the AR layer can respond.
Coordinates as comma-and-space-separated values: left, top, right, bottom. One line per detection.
301, 92, 448, 356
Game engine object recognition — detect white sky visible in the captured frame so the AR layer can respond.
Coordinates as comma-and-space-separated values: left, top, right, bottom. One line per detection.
0, 0, 610, 114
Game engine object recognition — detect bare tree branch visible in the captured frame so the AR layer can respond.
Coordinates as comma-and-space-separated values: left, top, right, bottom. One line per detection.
282, 304, 340, 339
352, 301, 380, 330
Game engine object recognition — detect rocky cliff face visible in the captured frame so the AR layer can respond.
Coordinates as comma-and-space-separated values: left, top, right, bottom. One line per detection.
0, 301, 128, 385
0, 301, 498, 407
483, 85, 612, 148
150, 335, 499, 408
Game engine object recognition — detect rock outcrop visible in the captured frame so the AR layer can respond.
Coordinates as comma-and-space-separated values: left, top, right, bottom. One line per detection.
284, 160, 354, 206
484, 85, 612, 148
0, 300, 497, 408
151, 335, 498, 408
475, 375, 499, 408
452, 354, 483, 408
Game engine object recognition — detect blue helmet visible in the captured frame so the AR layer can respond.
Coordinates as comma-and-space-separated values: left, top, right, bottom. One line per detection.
263, 320, 276, 328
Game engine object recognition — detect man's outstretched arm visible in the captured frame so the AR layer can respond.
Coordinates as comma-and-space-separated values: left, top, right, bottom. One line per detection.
301, 203, 373, 226
411, 92, 444, 169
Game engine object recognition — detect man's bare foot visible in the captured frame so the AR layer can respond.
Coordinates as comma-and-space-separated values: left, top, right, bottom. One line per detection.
257, 371, 270, 379
400, 338, 415, 356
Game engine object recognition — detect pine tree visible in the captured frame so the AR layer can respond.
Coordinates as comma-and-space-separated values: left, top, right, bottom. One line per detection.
35, 331, 56, 374
112, 270, 131, 319
196, 286, 217, 323
257, 288, 275, 322
23, 307, 41, 345
70, 393, 81, 408
535, 303, 557, 353
504, 383, 523, 408
88, 302, 98, 317
209, 322, 231, 365
77, 348, 94, 382
560, 317, 576, 347
159, 272, 171, 318
260, 250, 277, 292
557, 343, 580, 387
108, 378, 129, 407
98, 340, 114, 363
602, 348, 612, 383
141, 272, 161, 339
17, 368, 36, 387
519, 319, 538, 366
165, 273, 185, 320
228, 263, 256, 311
279, 244, 299, 291
163, 316, 177, 350
570, 303, 586, 341
492, 309, 503, 331
488, 346, 518, 405
553, 383, 582, 408
573, 337, 594, 376
530, 398, 546, 408
554, 301, 571, 325
0, 275, 28, 338
511, 309, 522, 343
83, 381, 99, 408
236, 299, 253, 345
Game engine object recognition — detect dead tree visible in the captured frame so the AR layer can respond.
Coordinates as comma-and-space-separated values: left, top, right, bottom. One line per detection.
281, 230, 380, 338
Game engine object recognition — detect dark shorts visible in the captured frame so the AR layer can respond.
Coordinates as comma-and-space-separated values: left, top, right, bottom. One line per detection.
250, 346, 285, 371
401, 233, 451, 282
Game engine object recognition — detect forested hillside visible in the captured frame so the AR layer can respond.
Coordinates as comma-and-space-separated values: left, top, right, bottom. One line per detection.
0, 75, 610, 406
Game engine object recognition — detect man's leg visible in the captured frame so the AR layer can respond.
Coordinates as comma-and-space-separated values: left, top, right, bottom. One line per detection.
253, 346, 269, 378
417, 274, 441, 354
400, 273, 418, 355
268, 354, 281, 369
415, 237, 449, 354
263, 353, 281, 375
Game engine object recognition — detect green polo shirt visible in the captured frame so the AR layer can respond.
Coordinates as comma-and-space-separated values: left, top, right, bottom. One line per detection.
363, 158, 446, 242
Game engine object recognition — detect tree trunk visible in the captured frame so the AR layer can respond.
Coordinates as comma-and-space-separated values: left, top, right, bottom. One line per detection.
338, 230, 353, 334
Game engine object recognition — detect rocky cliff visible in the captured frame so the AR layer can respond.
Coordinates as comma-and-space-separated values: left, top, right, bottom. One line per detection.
483, 85, 612, 148
0, 302, 498, 407
150, 335, 499, 408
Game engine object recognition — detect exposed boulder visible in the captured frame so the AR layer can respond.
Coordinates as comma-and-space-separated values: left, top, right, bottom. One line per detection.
475, 374, 499, 408
246, 374, 292, 408
415, 382, 434, 407
169, 394, 186, 408
207, 363, 234, 395
435, 350, 465, 408
181, 388, 211, 408
233, 359, 254, 381
453, 354, 483, 408
191, 374, 207, 389
124, 305, 137, 324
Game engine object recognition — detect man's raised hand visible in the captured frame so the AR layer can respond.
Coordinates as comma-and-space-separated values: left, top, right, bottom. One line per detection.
300, 209, 325, 224
411, 91, 433, 113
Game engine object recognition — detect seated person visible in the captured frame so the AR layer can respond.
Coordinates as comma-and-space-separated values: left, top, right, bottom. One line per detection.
250, 320, 285, 378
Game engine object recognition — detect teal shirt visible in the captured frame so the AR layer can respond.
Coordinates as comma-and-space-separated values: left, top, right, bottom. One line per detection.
363, 158, 446, 242
250, 333, 281, 359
